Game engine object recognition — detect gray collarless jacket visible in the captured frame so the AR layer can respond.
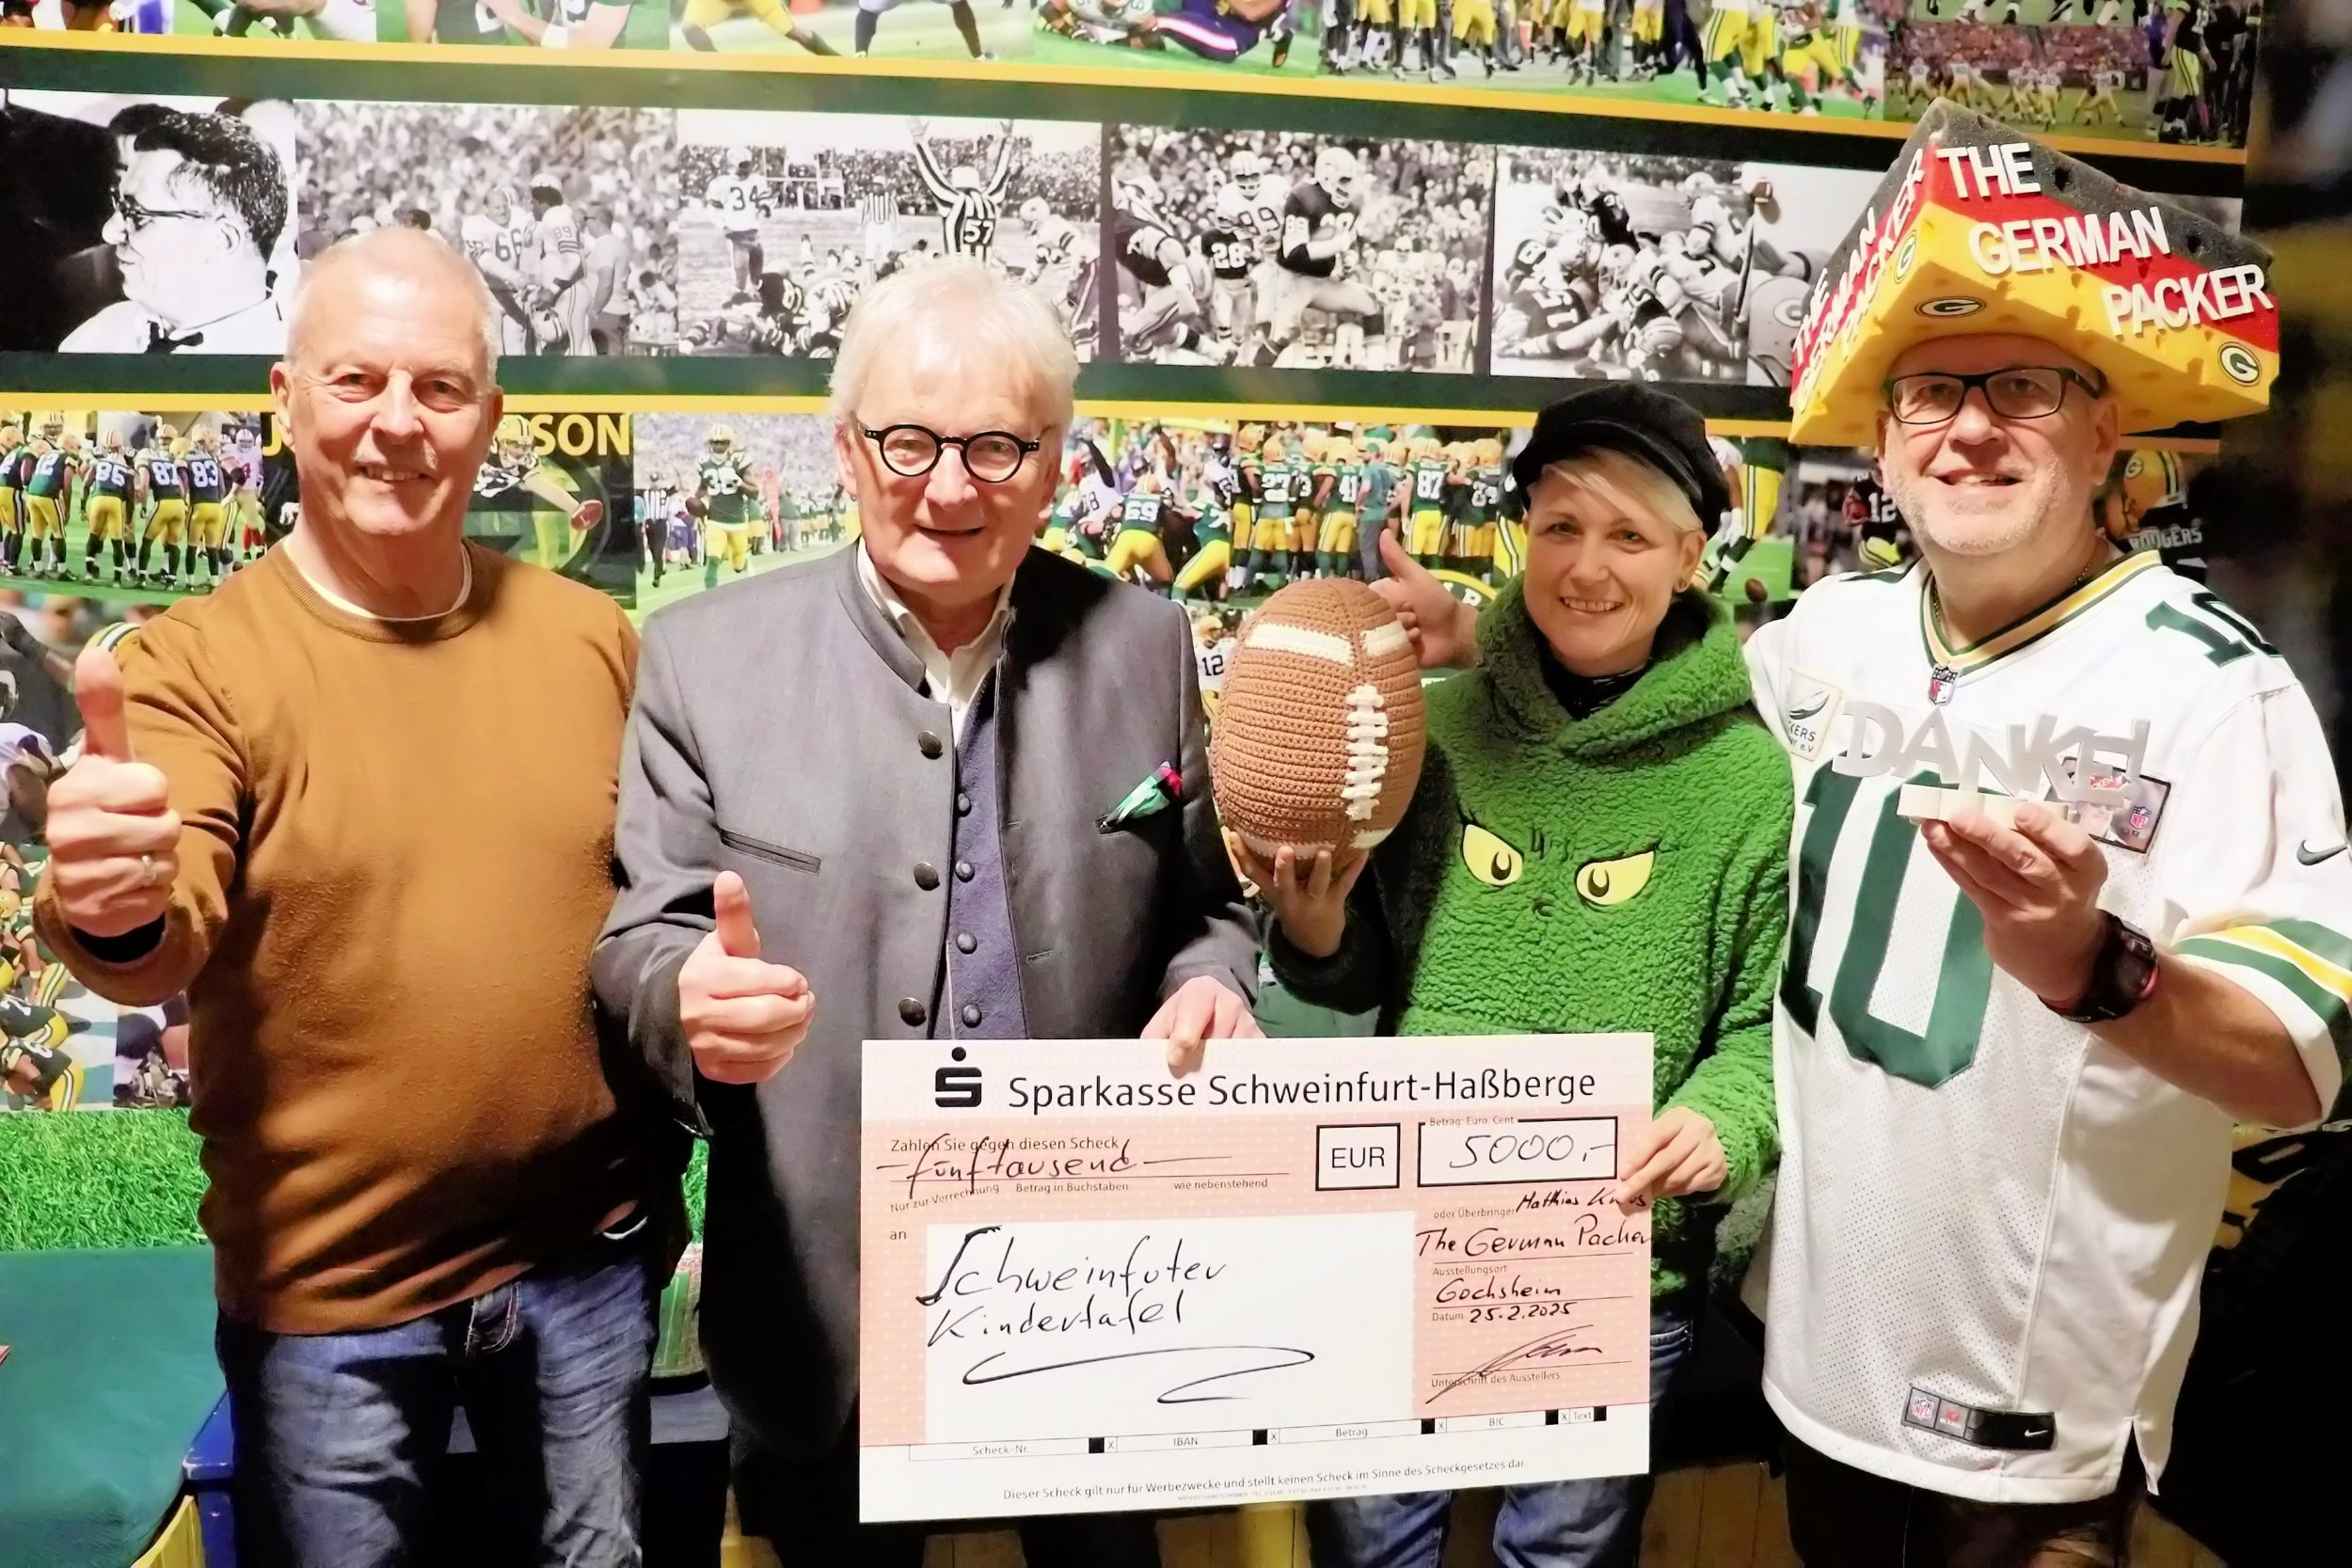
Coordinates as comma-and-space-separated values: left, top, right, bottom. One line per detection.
593, 544, 1257, 1455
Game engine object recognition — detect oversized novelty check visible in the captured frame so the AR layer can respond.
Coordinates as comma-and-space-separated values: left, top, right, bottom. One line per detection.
859, 1035, 1654, 1522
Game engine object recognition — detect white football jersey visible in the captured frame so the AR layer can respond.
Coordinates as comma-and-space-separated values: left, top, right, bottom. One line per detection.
1746, 552, 2350, 1504
535, 202, 585, 287
459, 208, 535, 292
705, 175, 765, 235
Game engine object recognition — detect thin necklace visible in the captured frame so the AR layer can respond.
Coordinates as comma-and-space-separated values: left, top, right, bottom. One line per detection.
1927, 543, 2117, 705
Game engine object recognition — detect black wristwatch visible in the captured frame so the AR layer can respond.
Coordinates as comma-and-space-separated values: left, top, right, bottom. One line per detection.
2042, 913, 2160, 1025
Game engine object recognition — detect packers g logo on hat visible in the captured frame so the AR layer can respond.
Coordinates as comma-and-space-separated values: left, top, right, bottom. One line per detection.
1788, 103, 2278, 447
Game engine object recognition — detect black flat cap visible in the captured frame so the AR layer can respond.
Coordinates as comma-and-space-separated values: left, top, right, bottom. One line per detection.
1509, 384, 1730, 525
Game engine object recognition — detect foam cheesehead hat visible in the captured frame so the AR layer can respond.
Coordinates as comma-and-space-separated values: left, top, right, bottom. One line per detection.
1788, 102, 2277, 448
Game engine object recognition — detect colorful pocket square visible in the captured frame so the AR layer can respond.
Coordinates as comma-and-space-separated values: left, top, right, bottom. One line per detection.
1098, 762, 1185, 832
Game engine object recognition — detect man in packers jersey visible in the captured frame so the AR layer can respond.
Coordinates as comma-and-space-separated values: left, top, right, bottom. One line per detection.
1, 993, 86, 1112
1746, 346, 2340, 1565
676, 0, 837, 53
1394, 0, 1441, 75
1287, 433, 1328, 572
183, 426, 234, 589
81, 428, 137, 588
1737, 138, 2337, 1563
1109, 172, 1216, 362
1450, 0, 1498, 73
1200, 185, 1260, 361
1171, 463, 1234, 604
23, 433, 81, 580
1104, 470, 1175, 586
1700, 0, 1788, 110
1327, 0, 1393, 71
1250, 433, 1302, 591
480, 416, 603, 572
465, 0, 631, 46
526, 181, 596, 357
1700, 433, 1788, 593
1316, 435, 1364, 581
0, 423, 27, 575
460, 182, 540, 356
701, 148, 770, 306
1402, 436, 1454, 571
134, 424, 190, 588
1455, 438, 1505, 581
1222, 423, 1264, 592
694, 422, 759, 587
1260, 148, 1389, 370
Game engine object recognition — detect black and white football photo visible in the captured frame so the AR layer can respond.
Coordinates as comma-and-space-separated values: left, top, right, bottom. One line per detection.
298, 101, 679, 356
1487, 147, 1872, 387
1104, 126, 1493, 371
673, 110, 1101, 360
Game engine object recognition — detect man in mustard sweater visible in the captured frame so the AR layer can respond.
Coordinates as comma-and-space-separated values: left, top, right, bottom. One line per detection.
33, 229, 673, 1568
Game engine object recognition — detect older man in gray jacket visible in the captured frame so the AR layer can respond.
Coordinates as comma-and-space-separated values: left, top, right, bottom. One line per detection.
594, 258, 1259, 1566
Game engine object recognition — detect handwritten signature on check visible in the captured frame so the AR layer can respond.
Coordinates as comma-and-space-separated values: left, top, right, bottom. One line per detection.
1429, 1321, 1605, 1404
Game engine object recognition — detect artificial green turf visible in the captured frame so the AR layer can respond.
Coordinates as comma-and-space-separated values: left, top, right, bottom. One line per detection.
0, 1110, 207, 1253
0, 1112, 710, 1253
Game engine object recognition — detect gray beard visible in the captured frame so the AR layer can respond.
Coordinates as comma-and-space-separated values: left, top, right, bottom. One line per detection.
1885, 466, 2072, 560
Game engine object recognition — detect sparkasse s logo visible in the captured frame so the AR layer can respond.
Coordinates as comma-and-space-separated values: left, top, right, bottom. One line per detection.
934, 1046, 983, 1109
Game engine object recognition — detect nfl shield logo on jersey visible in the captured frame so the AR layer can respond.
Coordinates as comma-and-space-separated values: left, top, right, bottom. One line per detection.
1927, 663, 1959, 705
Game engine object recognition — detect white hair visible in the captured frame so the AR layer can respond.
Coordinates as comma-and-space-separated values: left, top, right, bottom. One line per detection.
828, 256, 1076, 432
1539, 449, 1705, 539
288, 227, 501, 379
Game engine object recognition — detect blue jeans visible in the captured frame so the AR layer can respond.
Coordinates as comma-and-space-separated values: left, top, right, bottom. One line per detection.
215, 1218, 659, 1568
1309, 1300, 1698, 1568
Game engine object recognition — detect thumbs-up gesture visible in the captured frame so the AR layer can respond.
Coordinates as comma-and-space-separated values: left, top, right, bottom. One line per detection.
1370, 523, 1481, 672
43, 643, 182, 939
676, 870, 813, 1085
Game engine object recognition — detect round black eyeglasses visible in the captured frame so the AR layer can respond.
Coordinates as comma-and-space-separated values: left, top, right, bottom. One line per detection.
858, 422, 1041, 483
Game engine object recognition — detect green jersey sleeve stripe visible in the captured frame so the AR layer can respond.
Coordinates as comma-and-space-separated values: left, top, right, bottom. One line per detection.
2175, 937, 2352, 1062
2265, 918, 2352, 973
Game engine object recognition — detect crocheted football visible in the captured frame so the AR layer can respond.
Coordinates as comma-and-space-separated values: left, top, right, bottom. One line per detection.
1209, 579, 1426, 857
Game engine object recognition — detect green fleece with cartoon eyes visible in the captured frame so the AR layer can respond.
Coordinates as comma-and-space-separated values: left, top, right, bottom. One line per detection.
1269, 584, 1794, 1299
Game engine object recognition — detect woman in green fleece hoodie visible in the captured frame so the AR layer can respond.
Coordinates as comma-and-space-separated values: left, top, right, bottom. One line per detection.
1243, 385, 1792, 1568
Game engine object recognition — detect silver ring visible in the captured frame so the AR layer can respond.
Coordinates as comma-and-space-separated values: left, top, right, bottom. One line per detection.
139, 853, 158, 889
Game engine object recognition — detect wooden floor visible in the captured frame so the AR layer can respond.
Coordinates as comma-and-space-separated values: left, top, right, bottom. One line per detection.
720, 1468, 2230, 1567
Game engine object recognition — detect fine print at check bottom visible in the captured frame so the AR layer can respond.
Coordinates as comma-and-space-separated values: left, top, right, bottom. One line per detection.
858, 1034, 1657, 1522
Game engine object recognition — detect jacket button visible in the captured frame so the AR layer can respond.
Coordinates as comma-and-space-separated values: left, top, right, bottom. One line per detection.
914, 863, 941, 891
955, 931, 977, 954
955, 861, 976, 883
918, 732, 945, 759
961, 1004, 982, 1027
898, 998, 927, 1026
956, 792, 972, 817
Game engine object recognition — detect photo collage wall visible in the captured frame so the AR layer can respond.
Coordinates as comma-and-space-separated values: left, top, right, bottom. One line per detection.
0, 89, 2240, 376
2, 0, 2261, 150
